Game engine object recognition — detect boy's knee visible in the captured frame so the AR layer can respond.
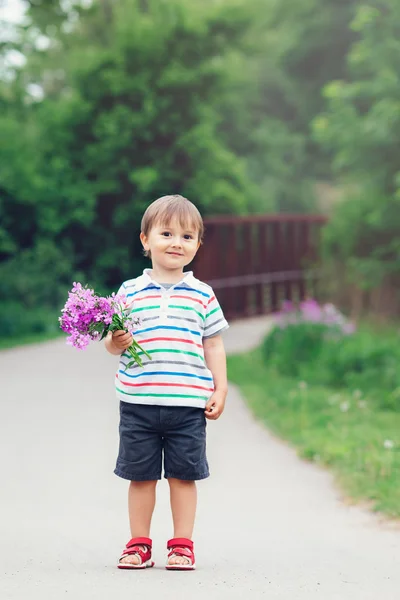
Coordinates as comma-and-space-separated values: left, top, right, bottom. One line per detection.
130, 480, 158, 488
167, 477, 195, 486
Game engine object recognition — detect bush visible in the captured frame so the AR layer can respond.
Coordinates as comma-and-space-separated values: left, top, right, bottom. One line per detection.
263, 299, 355, 379
321, 329, 400, 401
263, 321, 330, 378
0, 240, 81, 341
262, 300, 400, 410
0, 301, 59, 338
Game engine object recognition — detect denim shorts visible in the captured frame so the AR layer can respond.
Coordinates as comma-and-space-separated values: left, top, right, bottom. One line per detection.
114, 402, 209, 481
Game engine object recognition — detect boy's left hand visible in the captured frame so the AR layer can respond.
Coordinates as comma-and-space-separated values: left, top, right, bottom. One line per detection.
204, 390, 227, 420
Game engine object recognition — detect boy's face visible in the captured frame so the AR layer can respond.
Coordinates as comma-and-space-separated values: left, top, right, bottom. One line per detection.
140, 217, 201, 273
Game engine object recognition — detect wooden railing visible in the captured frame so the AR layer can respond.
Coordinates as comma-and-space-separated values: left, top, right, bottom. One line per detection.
193, 214, 328, 319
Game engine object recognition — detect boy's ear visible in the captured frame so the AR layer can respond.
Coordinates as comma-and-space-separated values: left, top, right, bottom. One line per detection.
140, 232, 148, 251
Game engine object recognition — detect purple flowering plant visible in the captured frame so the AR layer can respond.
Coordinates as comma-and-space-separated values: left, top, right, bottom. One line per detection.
263, 298, 357, 379
59, 282, 151, 368
276, 298, 355, 336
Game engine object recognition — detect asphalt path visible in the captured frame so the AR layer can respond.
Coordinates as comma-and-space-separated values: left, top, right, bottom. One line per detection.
1, 316, 399, 599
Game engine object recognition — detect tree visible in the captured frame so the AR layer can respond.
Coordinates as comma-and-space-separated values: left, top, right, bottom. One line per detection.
215, 0, 359, 212
0, 0, 258, 339
314, 1, 400, 295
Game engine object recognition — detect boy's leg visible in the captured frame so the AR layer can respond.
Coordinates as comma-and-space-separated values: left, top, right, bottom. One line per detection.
129, 480, 158, 537
168, 478, 197, 566
115, 403, 163, 565
163, 406, 209, 567
169, 478, 197, 538
120, 480, 158, 566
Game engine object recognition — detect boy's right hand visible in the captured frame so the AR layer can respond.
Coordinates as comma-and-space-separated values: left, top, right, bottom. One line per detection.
112, 330, 133, 351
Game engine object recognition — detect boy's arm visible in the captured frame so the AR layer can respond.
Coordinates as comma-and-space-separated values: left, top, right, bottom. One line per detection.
203, 334, 228, 420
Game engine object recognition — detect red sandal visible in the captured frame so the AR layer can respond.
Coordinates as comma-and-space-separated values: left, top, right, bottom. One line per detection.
166, 538, 196, 571
118, 537, 155, 570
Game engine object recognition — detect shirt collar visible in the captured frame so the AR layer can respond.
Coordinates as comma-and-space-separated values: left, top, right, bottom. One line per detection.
134, 269, 196, 292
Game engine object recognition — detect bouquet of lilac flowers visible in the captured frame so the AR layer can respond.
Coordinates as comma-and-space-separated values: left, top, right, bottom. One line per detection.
59, 282, 151, 368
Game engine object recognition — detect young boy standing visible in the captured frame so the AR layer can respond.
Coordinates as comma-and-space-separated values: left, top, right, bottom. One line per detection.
105, 195, 229, 570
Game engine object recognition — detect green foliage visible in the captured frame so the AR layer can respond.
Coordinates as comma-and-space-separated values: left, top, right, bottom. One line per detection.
314, 0, 400, 291
262, 322, 400, 410
217, 0, 358, 212
320, 191, 400, 289
1, 0, 260, 342
0, 238, 79, 339
322, 329, 400, 406
0, 302, 59, 338
30, 0, 256, 284
262, 322, 330, 378
0, 239, 78, 308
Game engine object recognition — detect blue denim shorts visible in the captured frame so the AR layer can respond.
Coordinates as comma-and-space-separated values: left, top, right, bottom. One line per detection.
114, 402, 209, 481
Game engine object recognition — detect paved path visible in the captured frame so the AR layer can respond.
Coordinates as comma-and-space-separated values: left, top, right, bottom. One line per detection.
1, 316, 399, 599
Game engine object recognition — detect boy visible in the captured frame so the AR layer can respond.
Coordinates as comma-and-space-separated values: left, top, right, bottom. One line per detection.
105, 195, 229, 570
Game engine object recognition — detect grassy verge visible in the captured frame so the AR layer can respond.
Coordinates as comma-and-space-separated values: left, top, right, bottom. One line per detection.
227, 347, 400, 519
0, 331, 63, 351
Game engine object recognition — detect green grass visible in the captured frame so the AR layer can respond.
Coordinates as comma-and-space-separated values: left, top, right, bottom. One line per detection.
227, 347, 400, 518
0, 331, 63, 351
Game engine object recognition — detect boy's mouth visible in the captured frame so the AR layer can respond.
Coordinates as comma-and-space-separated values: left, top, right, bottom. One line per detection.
167, 252, 183, 256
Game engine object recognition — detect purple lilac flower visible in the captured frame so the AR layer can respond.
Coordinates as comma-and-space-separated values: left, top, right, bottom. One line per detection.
281, 300, 295, 313
59, 282, 152, 369
300, 299, 323, 322
59, 283, 128, 350
277, 298, 356, 336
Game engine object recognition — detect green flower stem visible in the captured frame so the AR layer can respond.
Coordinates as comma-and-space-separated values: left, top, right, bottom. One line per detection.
125, 343, 151, 369
110, 310, 152, 369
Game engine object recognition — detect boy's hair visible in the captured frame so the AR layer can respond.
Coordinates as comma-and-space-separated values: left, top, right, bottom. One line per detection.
141, 195, 204, 258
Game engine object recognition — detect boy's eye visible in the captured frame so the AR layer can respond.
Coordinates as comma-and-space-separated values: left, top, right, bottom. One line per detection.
161, 231, 193, 240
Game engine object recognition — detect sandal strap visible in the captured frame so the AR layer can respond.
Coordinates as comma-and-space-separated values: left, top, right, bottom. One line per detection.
121, 546, 148, 561
127, 536, 152, 549
167, 537, 194, 550
167, 547, 193, 559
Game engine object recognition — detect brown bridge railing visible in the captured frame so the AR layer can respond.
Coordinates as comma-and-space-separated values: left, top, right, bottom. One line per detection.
193, 214, 328, 320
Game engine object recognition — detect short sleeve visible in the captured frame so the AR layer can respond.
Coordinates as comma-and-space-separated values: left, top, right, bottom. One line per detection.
203, 288, 229, 338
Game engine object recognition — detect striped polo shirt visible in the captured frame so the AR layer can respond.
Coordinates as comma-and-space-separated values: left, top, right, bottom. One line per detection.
115, 269, 229, 408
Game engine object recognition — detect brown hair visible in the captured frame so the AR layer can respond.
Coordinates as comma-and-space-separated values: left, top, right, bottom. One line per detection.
141, 195, 204, 257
